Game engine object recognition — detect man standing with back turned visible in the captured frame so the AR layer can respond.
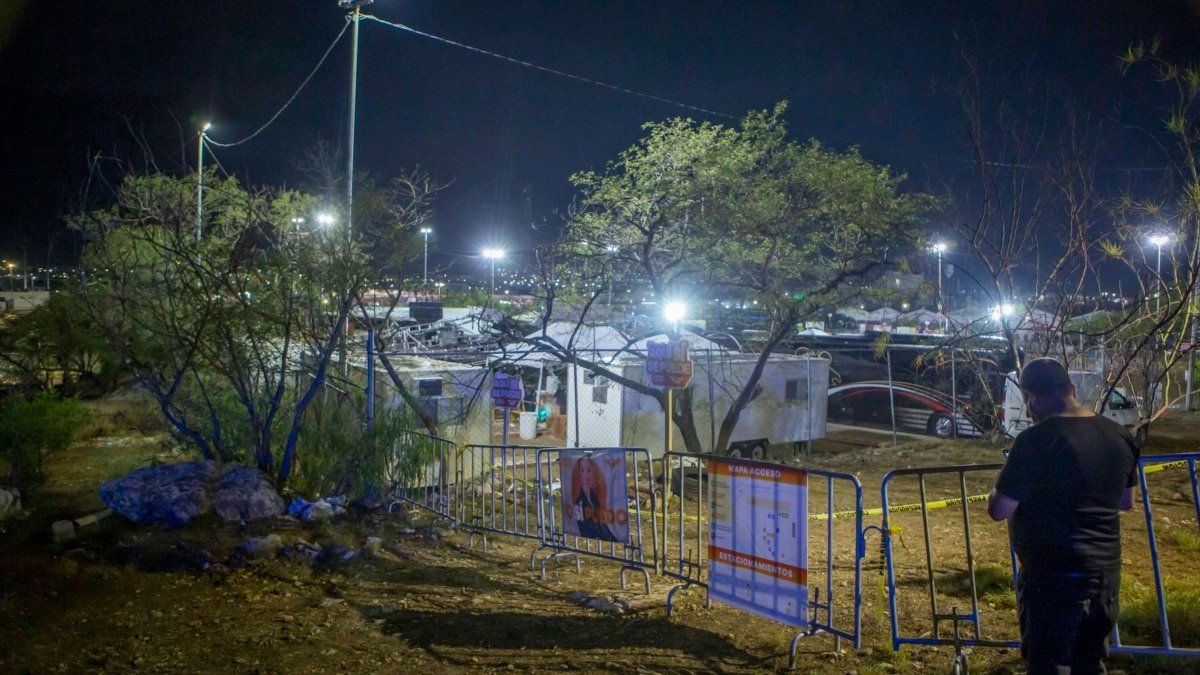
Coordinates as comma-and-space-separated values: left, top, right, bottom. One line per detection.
988, 358, 1140, 674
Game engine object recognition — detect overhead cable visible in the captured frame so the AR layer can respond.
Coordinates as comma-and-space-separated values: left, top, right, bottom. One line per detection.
362, 14, 734, 121
922, 152, 1174, 173
207, 20, 352, 148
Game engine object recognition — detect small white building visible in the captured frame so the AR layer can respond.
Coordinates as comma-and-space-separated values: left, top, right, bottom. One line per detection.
565, 334, 830, 458
378, 354, 491, 447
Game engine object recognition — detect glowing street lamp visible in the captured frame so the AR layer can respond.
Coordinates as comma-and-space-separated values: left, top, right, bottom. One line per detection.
664, 301, 686, 333
420, 227, 432, 285
316, 212, 336, 228
990, 303, 1015, 324
482, 248, 505, 299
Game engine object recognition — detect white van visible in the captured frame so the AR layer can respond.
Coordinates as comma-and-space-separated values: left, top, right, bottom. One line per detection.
1003, 370, 1146, 446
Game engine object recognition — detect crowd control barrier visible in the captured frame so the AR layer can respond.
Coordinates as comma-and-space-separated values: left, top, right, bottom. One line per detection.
1112, 452, 1200, 658
533, 447, 657, 593
456, 444, 544, 550
881, 462, 1019, 658
386, 430, 459, 522
660, 451, 866, 667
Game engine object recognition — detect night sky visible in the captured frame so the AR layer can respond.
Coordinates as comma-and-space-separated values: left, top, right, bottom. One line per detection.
3, 1, 1200, 275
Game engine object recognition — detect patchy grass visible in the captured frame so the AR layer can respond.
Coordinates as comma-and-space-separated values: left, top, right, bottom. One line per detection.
939, 562, 1013, 602
1119, 576, 1200, 649
1163, 528, 1200, 554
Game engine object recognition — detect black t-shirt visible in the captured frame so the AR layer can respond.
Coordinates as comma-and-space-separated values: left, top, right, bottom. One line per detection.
995, 415, 1140, 573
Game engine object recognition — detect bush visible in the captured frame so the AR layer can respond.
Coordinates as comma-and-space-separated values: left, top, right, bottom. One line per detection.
0, 392, 89, 494
291, 395, 427, 501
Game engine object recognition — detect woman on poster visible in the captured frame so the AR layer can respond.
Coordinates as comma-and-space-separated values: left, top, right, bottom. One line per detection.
567, 456, 619, 542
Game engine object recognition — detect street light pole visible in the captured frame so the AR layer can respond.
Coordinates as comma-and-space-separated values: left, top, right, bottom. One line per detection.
1150, 233, 1171, 313
196, 122, 210, 242
482, 248, 505, 300
933, 242, 947, 332
420, 227, 432, 285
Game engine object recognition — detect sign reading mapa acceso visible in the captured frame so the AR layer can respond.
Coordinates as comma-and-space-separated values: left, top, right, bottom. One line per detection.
707, 459, 809, 626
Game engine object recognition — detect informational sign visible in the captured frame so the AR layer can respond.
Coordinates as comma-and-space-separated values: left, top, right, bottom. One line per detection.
706, 458, 808, 626
558, 448, 630, 543
490, 372, 524, 409
646, 339, 693, 389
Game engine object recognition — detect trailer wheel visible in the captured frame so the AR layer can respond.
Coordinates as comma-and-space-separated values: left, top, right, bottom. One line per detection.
1134, 423, 1149, 448
928, 413, 955, 440
728, 440, 768, 460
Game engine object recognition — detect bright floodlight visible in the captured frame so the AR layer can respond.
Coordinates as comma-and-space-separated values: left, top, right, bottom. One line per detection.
991, 303, 1015, 322
482, 248, 505, 260
202, 121, 212, 132
933, 241, 948, 253
316, 212, 336, 227
1149, 233, 1172, 248
664, 302, 686, 324
420, 227, 432, 235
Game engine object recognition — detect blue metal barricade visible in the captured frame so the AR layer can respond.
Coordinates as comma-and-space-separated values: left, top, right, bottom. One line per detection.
457, 444, 544, 550
661, 451, 866, 666
533, 447, 657, 594
1112, 452, 1200, 658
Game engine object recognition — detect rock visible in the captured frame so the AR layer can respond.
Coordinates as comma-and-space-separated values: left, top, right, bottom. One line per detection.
212, 466, 284, 523
51, 520, 76, 543
242, 534, 282, 560
362, 537, 383, 558
0, 488, 22, 521
287, 497, 344, 522
99, 461, 218, 528
566, 591, 589, 605
585, 597, 622, 615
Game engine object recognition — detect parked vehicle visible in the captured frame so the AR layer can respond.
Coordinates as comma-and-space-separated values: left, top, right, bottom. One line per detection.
826, 380, 990, 439
1002, 370, 1147, 446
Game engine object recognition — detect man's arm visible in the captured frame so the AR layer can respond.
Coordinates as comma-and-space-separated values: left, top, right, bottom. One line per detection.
987, 489, 1019, 521
1120, 487, 1134, 511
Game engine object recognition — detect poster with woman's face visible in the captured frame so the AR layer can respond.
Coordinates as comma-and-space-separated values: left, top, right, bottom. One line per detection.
558, 448, 629, 543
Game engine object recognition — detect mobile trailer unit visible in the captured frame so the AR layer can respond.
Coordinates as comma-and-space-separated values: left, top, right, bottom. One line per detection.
565, 351, 830, 458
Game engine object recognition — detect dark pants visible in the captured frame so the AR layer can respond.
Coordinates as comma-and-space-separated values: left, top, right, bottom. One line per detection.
1017, 569, 1120, 675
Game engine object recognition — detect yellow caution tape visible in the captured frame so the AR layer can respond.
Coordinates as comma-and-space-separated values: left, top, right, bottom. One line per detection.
662, 459, 1194, 524
1142, 459, 1192, 475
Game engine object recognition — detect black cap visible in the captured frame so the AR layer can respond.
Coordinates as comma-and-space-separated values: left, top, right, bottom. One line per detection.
1019, 358, 1072, 395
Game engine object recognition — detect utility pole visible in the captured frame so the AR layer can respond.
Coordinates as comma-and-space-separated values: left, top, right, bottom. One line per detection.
338, 0, 372, 377
341, 0, 372, 246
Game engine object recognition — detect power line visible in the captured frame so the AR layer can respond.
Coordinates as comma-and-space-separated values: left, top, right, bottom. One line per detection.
207, 20, 352, 148
363, 14, 734, 121
922, 152, 1174, 173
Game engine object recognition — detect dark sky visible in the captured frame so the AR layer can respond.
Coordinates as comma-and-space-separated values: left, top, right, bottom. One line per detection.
2, 1, 1200, 273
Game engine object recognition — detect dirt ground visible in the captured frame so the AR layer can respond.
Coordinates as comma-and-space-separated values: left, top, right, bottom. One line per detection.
3, 405, 1200, 674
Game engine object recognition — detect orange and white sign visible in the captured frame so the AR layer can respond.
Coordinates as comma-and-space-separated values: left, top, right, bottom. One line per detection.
707, 458, 808, 626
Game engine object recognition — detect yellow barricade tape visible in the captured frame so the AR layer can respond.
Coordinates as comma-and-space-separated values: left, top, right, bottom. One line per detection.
1142, 459, 1192, 475
806, 458, 1192, 521
655, 459, 1194, 524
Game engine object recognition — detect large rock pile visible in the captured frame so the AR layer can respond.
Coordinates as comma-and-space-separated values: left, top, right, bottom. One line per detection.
100, 461, 283, 528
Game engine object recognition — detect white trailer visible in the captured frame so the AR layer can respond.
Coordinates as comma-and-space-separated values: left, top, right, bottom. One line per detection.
566, 348, 830, 459
379, 354, 492, 448
1002, 370, 1145, 446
